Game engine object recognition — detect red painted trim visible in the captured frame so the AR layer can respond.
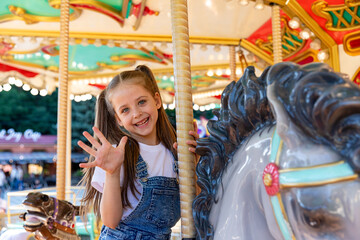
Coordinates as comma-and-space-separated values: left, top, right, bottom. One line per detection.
0, 62, 38, 78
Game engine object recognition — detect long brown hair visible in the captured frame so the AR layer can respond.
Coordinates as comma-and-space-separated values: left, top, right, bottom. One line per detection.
79, 65, 177, 223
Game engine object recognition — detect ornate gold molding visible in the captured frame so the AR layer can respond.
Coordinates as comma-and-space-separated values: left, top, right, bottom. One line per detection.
312, 0, 360, 31
255, 17, 305, 59
268, 0, 339, 71
0, 5, 81, 25
290, 49, 319, 64
240, 39, 274, 65
343, 31, 360, 56
352, 66, 360, 85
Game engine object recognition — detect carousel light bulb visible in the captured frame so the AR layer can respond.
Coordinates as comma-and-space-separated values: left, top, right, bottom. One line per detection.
8, 77, 16, 85
254, 0, 264, 10
69, 38, 76, 46
200, 44, 207, 51
207, 70, 214, 76
236, 68, 242, 75
163, 104, 167, 110
39, 89, 48, 96
134, 41, 141, 48
30, 88, 39, 95
120, 40, 127, 48
193, 104, 199, 111
30, 37, 37, 44
3, 84, 11, 91
317, 50, 329, 61
225, 68, 231, 75
81, 38, 89, 46
147, 41, 154, 48
239, 0, 249, 6
22, 84, 30, 91
300, 28, 311, 40
161, 42, 168, 49
216, 69, 223, 76
199, 106, 205, 112
289, 17, 300, 29
70, 94, 74, 100
214, 45, 221, 52
94, 39, 102, 47
310, 38, 321, 50
107, 40, 115, 48
246, 52, 255, 62
17, 36, 24, 43
15, 79, 23, 87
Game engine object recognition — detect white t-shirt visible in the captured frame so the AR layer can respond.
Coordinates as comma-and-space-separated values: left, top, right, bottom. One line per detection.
91, 142, 176, 219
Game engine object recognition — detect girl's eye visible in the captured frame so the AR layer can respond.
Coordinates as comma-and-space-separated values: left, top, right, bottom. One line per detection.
139, 100, 146, 105
121, 108, 129, 113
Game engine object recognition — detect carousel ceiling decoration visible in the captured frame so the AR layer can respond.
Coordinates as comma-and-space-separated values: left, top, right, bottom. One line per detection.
0, 0, 157, 30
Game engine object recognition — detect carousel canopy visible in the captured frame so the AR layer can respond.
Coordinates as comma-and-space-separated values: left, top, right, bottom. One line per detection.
0, 0, 359, 108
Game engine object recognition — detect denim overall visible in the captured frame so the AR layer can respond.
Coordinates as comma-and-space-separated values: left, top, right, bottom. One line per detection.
99, 155, 180, 240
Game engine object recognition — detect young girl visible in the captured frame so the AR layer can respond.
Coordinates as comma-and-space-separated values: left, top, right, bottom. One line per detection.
78, 65, 199, 240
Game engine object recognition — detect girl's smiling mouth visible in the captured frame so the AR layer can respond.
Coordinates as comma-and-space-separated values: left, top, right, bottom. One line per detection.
135, 117, 149, 127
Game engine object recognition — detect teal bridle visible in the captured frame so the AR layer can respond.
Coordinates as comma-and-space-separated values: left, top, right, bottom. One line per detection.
262, 129, 358, 240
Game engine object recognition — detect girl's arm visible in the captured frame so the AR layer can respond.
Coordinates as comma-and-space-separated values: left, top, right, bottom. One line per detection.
100, 170, 123, 229
78, 126, 128, 228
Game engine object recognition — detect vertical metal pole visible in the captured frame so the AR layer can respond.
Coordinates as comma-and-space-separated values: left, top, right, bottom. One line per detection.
57, 0, 70, 200
229, 46, 237, 81
170, 0, 196, 239
272, 4, 282, 63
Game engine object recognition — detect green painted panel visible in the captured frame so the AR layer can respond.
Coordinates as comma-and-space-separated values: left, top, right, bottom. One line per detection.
0, 0, 74, 17
98, 0, 123, 11
329, 11, 339, 27
343, 9, 352, 24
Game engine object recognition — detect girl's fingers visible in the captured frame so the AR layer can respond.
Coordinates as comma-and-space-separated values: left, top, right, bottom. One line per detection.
186, 140, 197, 147
188, 147, 196, 153
82, 131, 101, 149
117, 136, 128, 150
92, 127, 109, 145
79, 161, 97, 169
77, 141, 97, 157
189, 131, 199, 140
193, 120, 198, 132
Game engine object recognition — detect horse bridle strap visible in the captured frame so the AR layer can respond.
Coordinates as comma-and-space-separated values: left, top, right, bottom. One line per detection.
263, 129, 358, 240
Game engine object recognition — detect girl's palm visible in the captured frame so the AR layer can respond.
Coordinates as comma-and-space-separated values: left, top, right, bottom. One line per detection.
78, 127, 127, 174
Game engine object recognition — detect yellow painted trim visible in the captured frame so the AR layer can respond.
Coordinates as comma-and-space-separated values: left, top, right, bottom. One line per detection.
312, 0, 360, 31
268, 0, 340, 71
0, 5, 81, 25
280, 174, 358, 188
289, 49, 319, 63
96, 61, 135, 70
343, 31, 360, 56
352, 66, 360, 84
49, 0, 124, 26
0, 29, 239, 45
240, 39, 274, 65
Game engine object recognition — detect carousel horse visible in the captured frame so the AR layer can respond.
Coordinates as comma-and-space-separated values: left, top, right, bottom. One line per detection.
193, 62, 360, 240
20, 192, 80, 240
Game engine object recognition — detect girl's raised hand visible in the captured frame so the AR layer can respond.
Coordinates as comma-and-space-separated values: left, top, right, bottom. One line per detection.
78, 126, 128, 174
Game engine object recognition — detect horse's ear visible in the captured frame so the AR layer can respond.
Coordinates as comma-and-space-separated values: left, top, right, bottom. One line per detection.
74, 206, 80, 216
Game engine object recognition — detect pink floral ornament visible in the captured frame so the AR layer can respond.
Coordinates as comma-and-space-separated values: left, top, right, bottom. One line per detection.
263, 163, 280, 196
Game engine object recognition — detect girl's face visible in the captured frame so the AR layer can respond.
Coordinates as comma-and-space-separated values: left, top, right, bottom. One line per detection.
110, 83, 161, 145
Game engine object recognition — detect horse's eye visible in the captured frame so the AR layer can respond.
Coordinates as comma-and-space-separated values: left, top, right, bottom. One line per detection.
41, 195, 49, 202
304, 213, 324, 228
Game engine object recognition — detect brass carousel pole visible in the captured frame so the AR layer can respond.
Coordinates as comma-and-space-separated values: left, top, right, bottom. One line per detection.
272, 4, 282, 63
170, 0, 196, 239
57, 0, 70, 200
229, 46, 237, 81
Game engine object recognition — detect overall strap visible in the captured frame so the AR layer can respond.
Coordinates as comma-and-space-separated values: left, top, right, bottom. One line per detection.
136, 155, 149, 182
171, 152, 179, 175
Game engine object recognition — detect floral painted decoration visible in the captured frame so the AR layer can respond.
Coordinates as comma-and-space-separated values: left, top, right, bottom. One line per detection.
263, 163, 280, 196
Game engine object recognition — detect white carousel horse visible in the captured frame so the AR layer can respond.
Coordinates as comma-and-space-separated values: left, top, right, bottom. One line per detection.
194, 62, 360, 240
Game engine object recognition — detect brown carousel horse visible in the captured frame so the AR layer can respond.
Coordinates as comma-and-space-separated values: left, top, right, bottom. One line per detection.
20, 192, 80, 240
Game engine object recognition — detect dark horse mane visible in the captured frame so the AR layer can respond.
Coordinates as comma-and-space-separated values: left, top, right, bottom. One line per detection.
193, 62, 360, 239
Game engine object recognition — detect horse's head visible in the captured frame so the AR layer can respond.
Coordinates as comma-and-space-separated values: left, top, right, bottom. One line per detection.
194, 62, 360, 240
20, 192, 80, 240
262, 62, 360, 240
